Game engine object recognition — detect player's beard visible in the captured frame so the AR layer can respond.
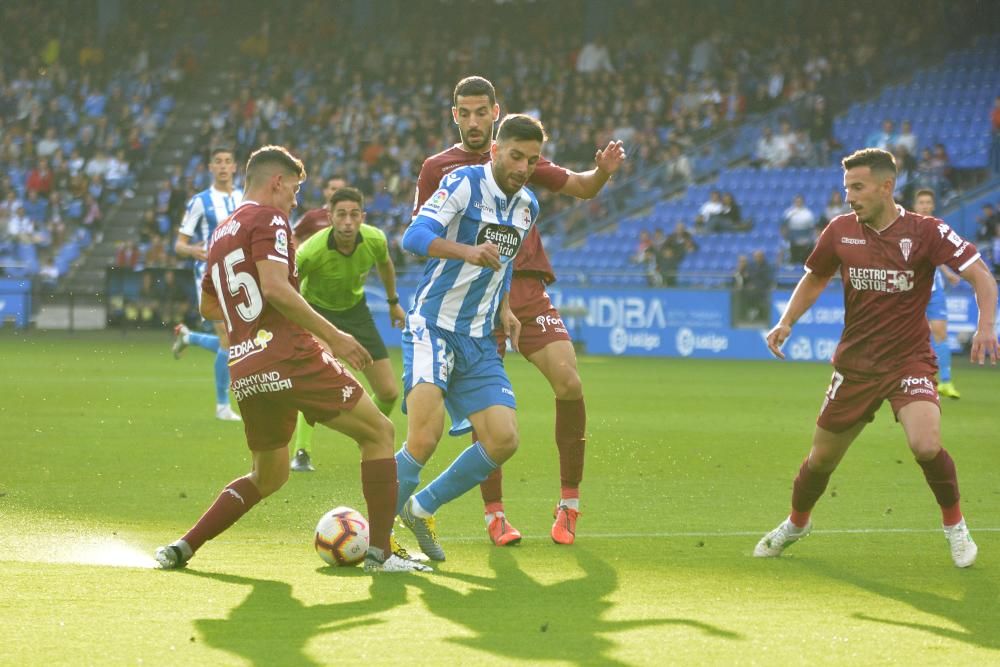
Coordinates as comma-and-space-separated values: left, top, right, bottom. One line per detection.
461, 127, 491, 153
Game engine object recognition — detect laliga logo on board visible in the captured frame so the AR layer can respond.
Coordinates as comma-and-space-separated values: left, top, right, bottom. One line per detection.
674, 327, 728, 357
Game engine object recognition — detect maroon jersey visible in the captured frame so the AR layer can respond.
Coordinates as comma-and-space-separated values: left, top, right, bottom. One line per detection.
201, 201, 323, 381
293, 207, 330, 242
806, 207, 981, 374
414, 143, 570, 283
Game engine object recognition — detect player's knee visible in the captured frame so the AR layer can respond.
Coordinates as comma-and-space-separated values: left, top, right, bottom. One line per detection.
484, 429, 519, 464
377, 385, 400, 404
405, 433, 439, 464
554, 371, 583, 400
909, 436, 941, 462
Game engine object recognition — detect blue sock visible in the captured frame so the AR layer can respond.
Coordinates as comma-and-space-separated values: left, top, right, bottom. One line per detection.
214, 347, 230, 405
189, 332, 219, 352
414, 442, 498, 515
395, 445, 423, 516
935, 338, 952, 383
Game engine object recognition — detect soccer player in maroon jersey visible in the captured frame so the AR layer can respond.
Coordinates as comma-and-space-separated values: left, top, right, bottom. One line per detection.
155, 146, 429, 573
755, 148, 998, 567
292, 174, 347, 246
403, 76, 626, 548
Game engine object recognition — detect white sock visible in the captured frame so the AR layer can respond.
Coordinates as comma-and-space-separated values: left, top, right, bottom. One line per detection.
410, 496, 432, 518
560, 498, 580, 511
171, 539, 193, 560
484, 511, 504, 526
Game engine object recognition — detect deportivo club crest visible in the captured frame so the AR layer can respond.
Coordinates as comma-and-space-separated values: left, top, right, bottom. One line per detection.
899, 238, 912, 262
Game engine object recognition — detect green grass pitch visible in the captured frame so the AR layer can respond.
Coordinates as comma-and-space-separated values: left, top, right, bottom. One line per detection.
1, 331, 997, 665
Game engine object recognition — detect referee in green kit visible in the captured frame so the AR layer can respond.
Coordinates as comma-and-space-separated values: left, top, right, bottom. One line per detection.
290, 186, 406, 471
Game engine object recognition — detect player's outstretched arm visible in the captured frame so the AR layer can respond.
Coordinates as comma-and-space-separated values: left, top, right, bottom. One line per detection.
256, 259, 373, 370
174, 232, 207, 261
375, 259, 406, 328
559, 140, 627, 200
960, 259, 999, 365
766, 271, 831, 359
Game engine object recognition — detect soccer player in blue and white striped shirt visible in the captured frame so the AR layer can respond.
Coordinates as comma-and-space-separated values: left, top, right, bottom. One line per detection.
395, 114, 545, 561
172, 146, 244, 421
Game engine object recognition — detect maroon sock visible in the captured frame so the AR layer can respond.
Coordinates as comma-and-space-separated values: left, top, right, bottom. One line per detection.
182, 476, 262, 553
790, 459, 832, 520
556, 397, 586, 492
362, 458, 397, 555
477, 429, 504, 508
917, 448, 961, 512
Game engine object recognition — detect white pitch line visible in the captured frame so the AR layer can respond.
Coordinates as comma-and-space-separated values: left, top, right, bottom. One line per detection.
425, 527, 1000, 542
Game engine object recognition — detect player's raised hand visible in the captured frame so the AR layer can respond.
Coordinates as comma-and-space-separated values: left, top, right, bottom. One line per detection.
595, 140, 626, 175
969, 328, 999, 366
465, 242, 502, 270
766, 322, 792, 359
327, 330, 373, 370
500, 307, 521, 352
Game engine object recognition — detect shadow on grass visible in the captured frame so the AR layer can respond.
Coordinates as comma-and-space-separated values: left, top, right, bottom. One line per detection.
181, 546, 742, 666
182, 568, 407, 667
406, 546, 743, 666
801, 558, 1000, 652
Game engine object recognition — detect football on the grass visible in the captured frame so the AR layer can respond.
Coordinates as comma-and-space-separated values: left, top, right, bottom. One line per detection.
314, 506, 369, 566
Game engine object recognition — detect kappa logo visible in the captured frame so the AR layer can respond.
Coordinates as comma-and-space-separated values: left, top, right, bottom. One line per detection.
270, 215, 285, 227
342, 385, 355, 402
937, 223, 950, 238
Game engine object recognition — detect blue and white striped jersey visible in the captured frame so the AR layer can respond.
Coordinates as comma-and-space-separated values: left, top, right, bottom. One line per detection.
179, 186, 243, 279
408, 164, 540, 337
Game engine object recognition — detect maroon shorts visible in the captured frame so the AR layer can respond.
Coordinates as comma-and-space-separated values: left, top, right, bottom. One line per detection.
496, 277, 572, 358
816, 361, 940, 433
233, 351, 364, 451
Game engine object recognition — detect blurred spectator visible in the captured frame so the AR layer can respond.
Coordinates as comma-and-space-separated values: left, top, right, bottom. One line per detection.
894, 120, 917, 155
781, 194, 817, 264
713, 192, 749, 232
806, 96, 834, 165
976, 204, 998, 244
114, 240, 141, 269
666, 222, 699, 260
654, 244, 681, 287
38, 255, 60, 294
26, 160, 53, 196
695, 190, 725, 231
576, 38, 614, 74
743, 249, 774, 324
664, 144, 693, 187
867, 119, 896, 150
755, 126, 782, 169
633, 230, 654, 263
822, 189, 851, 225
773, 120, 797, 167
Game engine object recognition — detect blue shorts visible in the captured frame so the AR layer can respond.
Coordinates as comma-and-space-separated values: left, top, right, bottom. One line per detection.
401, 313, 516, 429
926, 270, 947, 322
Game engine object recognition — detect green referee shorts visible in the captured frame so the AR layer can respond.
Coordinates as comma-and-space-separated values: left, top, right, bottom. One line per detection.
310, 297, 389, 362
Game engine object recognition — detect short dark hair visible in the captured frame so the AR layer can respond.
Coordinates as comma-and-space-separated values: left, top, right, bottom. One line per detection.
842, 148, 897, 177
496, 113, 547, 144
328, 186, 364, 210
453, 76, 496, 107
210, 146, 234, 160
915, 188, 935, 201
245, 145, 306, 189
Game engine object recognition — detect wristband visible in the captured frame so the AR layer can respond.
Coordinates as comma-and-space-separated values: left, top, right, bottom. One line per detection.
387, 296, 400, 305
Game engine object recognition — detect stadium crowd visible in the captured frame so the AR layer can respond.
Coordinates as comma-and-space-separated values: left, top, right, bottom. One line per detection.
2, 0, 994, 288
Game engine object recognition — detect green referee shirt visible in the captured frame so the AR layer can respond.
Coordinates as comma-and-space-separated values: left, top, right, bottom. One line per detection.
295, 223, 389, 312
